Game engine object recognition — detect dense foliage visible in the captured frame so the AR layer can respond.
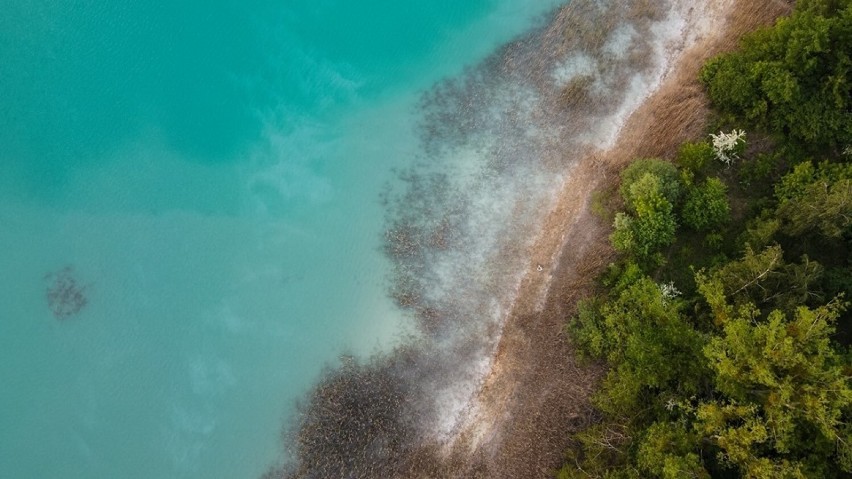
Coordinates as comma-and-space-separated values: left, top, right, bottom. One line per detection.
560, 2, 852, 477
700, 0, 852, 151
682, 177, 731, 231
562, 153, 852, 478
610, 172, 679, 265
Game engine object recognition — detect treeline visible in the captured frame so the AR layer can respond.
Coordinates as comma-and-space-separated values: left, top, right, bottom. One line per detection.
559, 1, 852, 477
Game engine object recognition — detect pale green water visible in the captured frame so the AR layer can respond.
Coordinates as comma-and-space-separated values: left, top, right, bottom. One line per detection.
0, 1, 563, 478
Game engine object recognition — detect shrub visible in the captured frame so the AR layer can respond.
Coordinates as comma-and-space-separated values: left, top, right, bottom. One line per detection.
710, 129, 746, 166
619, 159, 682, 209
681, 177, 731, 231
676, 141, 716, 173
611, 174, 677, 263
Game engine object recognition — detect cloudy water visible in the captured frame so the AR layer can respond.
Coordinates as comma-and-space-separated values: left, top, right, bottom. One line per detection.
0, 1, 565, 478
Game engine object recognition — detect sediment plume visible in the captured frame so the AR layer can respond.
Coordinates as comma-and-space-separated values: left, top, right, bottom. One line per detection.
266, 0, 793, 477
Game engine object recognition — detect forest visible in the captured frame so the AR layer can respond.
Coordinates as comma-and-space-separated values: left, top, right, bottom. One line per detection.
559, 0, 852, 477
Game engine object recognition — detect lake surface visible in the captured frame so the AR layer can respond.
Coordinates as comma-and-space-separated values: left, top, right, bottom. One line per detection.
0, 1, 563, 478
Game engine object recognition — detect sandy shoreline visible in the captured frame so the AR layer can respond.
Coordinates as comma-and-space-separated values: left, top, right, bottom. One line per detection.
441, 0, 794, 476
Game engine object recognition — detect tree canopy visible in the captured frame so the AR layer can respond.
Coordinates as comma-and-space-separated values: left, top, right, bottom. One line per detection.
700, 0, 852, 150
682, 177, 731, 231
560, 2, 852, 477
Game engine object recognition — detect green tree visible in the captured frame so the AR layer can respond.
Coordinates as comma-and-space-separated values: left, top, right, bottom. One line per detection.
694, 402, 808, 478
682, 177, 732, 231
696, 245, 824, 316
738, 214, 781, 250
775, 161, 852, 238
698, 300, 852, 476
591, 278, 707, 414
620, 159, 683, 208
611, 173, 678, 263
637, 421, 709, 479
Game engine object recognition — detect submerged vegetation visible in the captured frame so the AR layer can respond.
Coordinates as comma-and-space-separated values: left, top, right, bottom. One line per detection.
561, 1, 852, 477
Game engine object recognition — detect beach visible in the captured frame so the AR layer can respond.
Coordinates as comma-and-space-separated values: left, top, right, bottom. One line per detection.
437, 0, 794, 477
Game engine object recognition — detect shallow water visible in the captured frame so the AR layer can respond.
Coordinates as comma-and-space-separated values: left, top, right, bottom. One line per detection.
0, 2, 564, 478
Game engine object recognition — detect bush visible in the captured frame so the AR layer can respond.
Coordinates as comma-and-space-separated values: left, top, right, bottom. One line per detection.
676, 141, 716, 173
619, 159, 682, 209
611, 174, 678, 263
681, 177, 731, 231
710, 129, 746, 166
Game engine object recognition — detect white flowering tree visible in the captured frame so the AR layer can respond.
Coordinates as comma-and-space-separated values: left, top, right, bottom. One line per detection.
709, 129, 746, 166
658, 281, 681, 303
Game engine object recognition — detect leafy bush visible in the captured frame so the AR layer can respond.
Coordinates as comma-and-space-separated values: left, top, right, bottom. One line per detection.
676, 140, 716, 173
710, 129, 746, 166
619, 158, 683, 208
611, 174, 677, 263
681, 177, 731, 231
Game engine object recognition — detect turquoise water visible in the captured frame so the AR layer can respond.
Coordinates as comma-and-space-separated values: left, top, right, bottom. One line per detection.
0, 1, 563, 478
